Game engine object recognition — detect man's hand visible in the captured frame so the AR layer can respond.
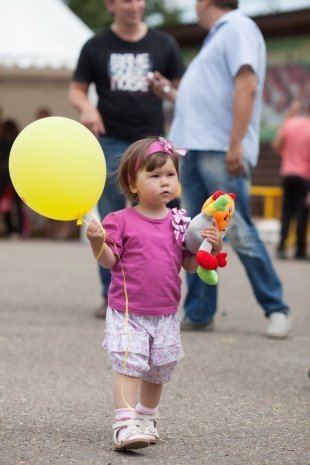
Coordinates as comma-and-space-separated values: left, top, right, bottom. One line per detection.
147, 71, 177, 103
80, 104, 105, 138
226, 141, 245, 175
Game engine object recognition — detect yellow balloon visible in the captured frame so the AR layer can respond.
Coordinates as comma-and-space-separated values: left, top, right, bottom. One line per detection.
9, 117, 106, 222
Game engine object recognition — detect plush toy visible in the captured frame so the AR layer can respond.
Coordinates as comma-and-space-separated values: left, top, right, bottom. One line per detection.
184, 191, 236, 285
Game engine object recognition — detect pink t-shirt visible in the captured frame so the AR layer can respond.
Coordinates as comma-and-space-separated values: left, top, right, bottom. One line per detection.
103, 207, 191, 316
278, 116, 310, 179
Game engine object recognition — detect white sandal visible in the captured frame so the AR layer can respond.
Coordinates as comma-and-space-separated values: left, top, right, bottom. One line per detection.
112, 419, 150, 450
137, 414, 159, 445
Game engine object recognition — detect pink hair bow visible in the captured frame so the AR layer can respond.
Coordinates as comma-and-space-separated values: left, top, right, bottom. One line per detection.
146, 137, 187, 157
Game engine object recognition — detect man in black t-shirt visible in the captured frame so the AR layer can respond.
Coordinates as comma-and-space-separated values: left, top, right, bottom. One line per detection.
69, 0, 185, 318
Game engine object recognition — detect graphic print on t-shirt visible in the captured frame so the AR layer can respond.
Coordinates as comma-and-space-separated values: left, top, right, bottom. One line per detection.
109, 52, 152, 92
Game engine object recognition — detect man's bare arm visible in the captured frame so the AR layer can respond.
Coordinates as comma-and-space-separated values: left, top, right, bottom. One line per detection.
68, 81, 105, 137
226, 66, 257, 175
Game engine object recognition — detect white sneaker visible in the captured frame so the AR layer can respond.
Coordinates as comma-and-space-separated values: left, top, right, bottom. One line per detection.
266, 312, 291, 338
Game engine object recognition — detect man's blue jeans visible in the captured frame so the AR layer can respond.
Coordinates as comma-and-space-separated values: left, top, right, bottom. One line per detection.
97, 136, 131, 298
180, 150, 289, 324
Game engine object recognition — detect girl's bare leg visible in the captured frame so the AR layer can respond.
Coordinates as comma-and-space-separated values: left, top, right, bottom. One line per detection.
113, 373, 140, 409
139, 379, 163, 407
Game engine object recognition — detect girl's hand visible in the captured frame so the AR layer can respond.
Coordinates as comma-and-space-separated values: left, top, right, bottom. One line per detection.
86, 220, 117, 268
201, 224, 223, 255
86, 219, 105, 241
86, 219, 106, 256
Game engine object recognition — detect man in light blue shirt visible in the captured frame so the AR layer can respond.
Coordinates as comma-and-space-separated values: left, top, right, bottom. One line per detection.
150, 0, 291, 338
170, 7, 265, 167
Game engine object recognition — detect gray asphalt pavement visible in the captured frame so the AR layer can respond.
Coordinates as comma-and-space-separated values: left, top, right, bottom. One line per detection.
0, 238, 309, 465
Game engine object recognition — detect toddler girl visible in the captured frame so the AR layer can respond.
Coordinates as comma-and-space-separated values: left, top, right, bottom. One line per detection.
86, 136, 222, 450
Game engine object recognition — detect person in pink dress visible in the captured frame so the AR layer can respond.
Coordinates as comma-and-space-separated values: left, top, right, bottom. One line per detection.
86, 136, 222, 450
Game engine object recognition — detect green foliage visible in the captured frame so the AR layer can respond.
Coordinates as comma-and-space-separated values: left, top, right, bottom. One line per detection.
69, 0, 111, 31
68, 0, 182, 32
145, 0, 182, 26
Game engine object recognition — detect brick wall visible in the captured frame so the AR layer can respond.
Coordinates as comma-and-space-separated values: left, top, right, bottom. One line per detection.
252, 142, 281, 187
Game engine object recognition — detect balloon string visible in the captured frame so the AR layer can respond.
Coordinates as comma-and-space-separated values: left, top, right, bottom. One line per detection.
95, 239, 106, 260
83, 214, 133, 410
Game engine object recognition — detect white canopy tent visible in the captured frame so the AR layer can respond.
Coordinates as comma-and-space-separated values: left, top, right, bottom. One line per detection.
0, 0, 93, 127
0, 0, 92, 70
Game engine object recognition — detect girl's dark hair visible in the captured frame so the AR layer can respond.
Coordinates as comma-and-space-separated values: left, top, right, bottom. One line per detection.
117, 137, 180, 202
213, 0, 238, 9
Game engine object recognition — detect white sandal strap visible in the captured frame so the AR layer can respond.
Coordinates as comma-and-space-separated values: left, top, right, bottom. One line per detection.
137, 414, 158, 421
113, 418, 139, 429
136, 415, 159, 439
